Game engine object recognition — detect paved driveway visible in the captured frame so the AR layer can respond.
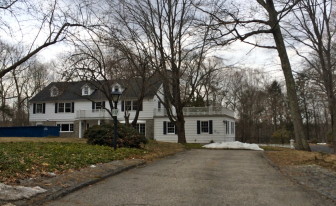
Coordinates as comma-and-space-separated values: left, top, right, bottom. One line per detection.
44, 150, 333, 206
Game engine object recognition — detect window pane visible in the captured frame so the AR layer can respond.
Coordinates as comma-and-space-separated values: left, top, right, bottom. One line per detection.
36, 104, 43, 113
58, 103, 64, 112
95, 102, 102, 109
136, 123, 146, 135
201, 121, 209, 133
125, 101, 132, 110
65, 103, 71, 112
132, 101, 138, 111
84, 87, 89, 95
167, 122, 175, 134
61, 124, 69, 131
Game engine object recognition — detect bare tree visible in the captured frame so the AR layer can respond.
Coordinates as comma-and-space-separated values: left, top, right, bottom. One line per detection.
0, 0, 87, 79
200, 0, 310, 150
285, 0, 336, 150
110, 0, 214, 143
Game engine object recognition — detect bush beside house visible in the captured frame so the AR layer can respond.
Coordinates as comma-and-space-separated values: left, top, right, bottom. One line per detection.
84, 124, 147, 148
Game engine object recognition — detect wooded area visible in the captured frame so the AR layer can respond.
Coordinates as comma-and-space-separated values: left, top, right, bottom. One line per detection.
0, 0, 335, 150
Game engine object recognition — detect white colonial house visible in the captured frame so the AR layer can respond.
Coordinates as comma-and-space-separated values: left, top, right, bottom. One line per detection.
29, 79, 235, 143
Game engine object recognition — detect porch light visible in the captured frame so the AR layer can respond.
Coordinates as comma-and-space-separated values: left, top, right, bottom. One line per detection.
111, 86, 122, 103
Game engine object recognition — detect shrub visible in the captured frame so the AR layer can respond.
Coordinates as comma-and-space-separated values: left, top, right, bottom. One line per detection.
271, 128, 292, 144
84, 123, 147, 148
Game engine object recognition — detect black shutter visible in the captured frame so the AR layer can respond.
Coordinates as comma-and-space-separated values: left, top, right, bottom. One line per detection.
33, 103, 36, 114
71, 102, 74, 113
92, 102, 95, 110
121, 101, 124, 111
175, 122, 177, 134
197, 120, 200, 134
139, 100, 143, 111
102, 101, 105, 108
42, 103, 46, 114
209, 120, 213, 134
55, 103, 58, 113
163, 121, 167, 135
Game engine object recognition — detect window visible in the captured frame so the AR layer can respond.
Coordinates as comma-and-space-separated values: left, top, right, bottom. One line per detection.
158, 101, 161, 110
163, 121, 176, 135
33, 103, 45, 114
135, 123, 146, 135
231, 122, 235, 134
197, 120, 213, 134
121, 100, 142, 111
92, 101, 105, 111
132, 101, 138, 111
50, 87, 59, 97
55, 102, 74, 113
57, 123, 74, 132
167, 122, 175, 134
125, 101, 132, 110
201, 121, 209, 133
36, 104, 43, 113
83, 86, 89, 95
58, 103, 64, 113
65, 103, 71, 112
224, 120, 230, 134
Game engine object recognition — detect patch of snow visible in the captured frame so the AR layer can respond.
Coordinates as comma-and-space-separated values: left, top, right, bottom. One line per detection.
90, 165, 96, 168
0, 183, 47, 201
317, 143, 327, 145
48, 172, 56, 177
203, 141, 264, 151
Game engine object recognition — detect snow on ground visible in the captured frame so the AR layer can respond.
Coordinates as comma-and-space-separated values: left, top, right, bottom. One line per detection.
0, 183, 47, 201
203, 141, 264, 151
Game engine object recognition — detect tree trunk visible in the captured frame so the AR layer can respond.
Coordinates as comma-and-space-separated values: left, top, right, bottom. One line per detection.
267, 0, 310, 151
175, 111, 186, 144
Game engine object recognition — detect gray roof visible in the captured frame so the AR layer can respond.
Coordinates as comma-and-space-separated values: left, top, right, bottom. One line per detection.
30, 78, 162, 102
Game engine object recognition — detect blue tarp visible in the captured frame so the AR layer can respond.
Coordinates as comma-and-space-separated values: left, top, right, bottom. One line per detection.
0, 126, 60, 137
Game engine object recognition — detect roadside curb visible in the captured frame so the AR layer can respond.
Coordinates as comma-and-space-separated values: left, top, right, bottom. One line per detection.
11, 159, 146, 206
44, 160, 146, 203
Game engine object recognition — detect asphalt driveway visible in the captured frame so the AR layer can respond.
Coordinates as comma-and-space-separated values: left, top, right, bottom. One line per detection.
44, 150, 333, 206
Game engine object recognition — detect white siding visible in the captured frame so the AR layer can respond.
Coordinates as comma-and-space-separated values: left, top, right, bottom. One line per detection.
154, 116, 235, 143
29, 99, 155, 122
29, 102, 76, 122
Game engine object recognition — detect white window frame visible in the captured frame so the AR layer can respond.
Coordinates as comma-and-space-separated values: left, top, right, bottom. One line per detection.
51, 87, 59, 97
231, 122, 235, 134
83, 86, 89, 95
35, 103, 44, 113
224, 120, 230, 134
201, 121, 209, 133
167, 122, 175, 134
136, 123, 146, 135
57, 102, 72, 113
57, 123, 74, 132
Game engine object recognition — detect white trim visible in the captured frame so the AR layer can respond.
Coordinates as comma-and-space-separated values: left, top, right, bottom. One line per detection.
119, 120, 146, 123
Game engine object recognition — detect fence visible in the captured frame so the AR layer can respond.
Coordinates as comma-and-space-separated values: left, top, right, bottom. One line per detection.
0, 126, 60, 137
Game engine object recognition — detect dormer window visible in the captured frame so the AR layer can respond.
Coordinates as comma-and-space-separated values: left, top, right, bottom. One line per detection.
111, 83, 124, 93
114, 85, 119, 92
83, 86, 89, 95
81, 84, 91, 96
50, 86, 59, 97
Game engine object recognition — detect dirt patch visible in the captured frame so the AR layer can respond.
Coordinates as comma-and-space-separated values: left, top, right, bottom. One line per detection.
264, 148, 336, 172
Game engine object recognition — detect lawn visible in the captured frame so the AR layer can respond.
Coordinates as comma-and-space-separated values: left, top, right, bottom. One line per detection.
0, 138, 184, 183
262, 146, 336, 172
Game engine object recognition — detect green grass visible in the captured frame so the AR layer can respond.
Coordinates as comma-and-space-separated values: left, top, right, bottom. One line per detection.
0, 142, 145, 183
183, 143, 204, 150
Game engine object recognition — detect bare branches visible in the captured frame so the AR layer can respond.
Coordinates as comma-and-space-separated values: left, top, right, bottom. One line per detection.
0, 0, 18, 10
